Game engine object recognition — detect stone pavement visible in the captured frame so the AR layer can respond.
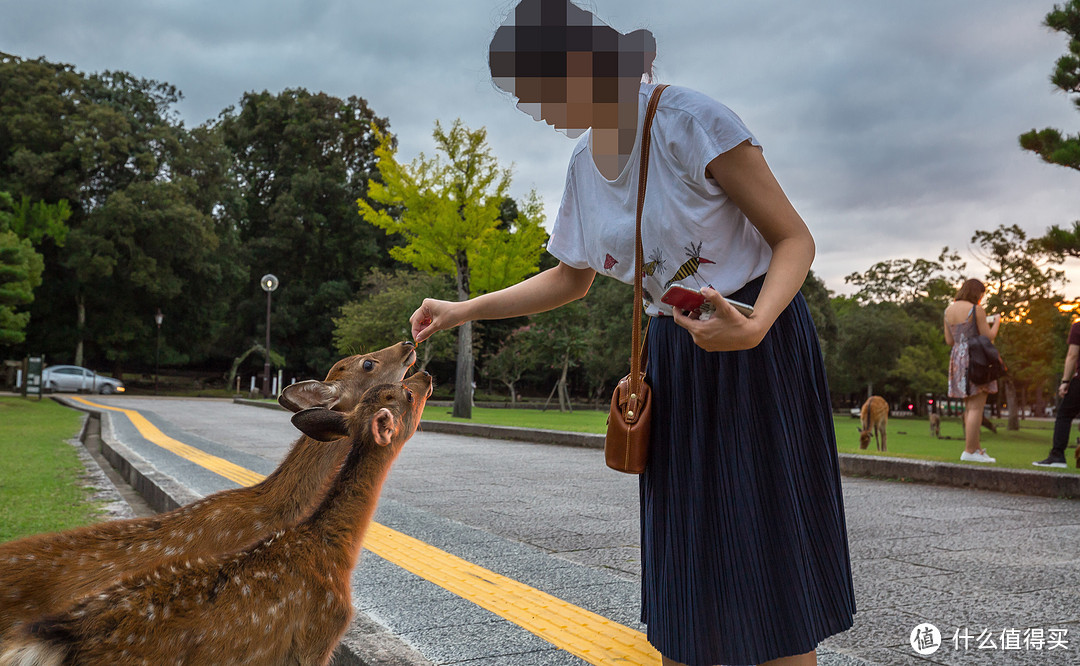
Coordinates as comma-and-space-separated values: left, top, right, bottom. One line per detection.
54, 395, 1080, 665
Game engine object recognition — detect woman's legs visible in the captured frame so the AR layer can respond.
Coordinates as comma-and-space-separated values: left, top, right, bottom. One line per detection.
661, 650, 817, 666
964, 392, 989, 454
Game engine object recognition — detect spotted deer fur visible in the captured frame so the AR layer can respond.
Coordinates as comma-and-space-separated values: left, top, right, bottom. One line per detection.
0, 342, 416, 637
858, 395, 888, 452
0, 373, 432, 666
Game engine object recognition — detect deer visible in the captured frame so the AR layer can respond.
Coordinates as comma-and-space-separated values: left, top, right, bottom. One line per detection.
0, 342, 416, 637
858, 395, 888, 452
0, 372, 433, 666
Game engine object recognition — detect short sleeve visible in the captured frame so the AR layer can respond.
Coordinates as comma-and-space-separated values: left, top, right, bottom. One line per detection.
1069, 322, 1080, 347
660, 87, 760, 190
545, 163, 591, 269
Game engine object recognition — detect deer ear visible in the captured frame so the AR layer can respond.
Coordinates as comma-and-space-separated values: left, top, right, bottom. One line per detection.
279, 381, 340, 413
291, 407, 349, 442
371, 408, 396, 447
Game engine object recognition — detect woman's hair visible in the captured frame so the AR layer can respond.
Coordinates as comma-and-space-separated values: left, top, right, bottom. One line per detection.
954, 278, 986, 303
489, 0, 656, 94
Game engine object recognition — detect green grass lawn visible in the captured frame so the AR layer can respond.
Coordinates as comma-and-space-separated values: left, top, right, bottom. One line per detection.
423, 406, 1078, 475
424, 405, 612, 434
834, 413, 1079, 473
0, 397, 105, 542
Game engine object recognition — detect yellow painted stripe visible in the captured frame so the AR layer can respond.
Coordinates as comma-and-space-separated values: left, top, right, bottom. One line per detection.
72, 397, 661, 665
68, 396, 264, 487
363, 523, 660, 664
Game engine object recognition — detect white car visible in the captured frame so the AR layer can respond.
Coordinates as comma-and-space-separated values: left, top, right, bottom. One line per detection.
41, 365, 125, 394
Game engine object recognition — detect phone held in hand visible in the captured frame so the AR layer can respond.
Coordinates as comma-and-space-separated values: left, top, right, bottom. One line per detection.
659, 283, 754, 317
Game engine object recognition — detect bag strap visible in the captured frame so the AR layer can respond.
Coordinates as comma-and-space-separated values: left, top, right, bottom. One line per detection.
630, 84, 669, 390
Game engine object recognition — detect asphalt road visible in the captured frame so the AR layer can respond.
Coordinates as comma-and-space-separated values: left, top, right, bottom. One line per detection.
71, 396, 1080, 665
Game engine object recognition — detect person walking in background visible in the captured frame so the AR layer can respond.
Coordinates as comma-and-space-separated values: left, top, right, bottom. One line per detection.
944, 278, 1001, 463
410, 2, 855, 664
1033, 318, 1080, 468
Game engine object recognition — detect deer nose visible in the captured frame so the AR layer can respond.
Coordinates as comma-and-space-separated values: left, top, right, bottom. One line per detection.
402, 340, 415, 348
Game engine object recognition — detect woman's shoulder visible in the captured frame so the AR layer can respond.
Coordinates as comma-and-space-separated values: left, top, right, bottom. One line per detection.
648, 84, 742, 122
944, 300, 979, 323
644, 83, 760, 162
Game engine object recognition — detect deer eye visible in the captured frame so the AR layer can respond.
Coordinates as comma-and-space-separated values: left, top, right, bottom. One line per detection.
363, 360, 375, 371
405, 389, 414, 403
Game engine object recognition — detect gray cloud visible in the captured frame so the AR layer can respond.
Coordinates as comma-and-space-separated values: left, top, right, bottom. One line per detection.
3, 0, 1078, 294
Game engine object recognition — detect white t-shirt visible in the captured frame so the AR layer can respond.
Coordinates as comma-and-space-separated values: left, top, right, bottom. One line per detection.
547, 83, 773, 316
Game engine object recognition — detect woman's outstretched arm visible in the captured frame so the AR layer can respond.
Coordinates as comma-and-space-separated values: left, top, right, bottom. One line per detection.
410, 262, 596, 342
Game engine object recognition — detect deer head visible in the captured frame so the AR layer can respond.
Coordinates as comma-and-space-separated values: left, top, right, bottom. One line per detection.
278, 341, 417, 413
292, 371, 433, 452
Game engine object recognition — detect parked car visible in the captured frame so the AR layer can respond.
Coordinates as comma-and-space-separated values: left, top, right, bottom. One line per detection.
41, 365, 125, 394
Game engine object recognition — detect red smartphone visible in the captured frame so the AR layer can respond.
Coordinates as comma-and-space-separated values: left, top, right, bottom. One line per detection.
661, 284, 709, 313
660, 283, 754, 317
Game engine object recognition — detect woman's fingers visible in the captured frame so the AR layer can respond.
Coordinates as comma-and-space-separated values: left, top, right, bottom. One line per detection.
672, 287, 762, 352
410, 301, 437, 343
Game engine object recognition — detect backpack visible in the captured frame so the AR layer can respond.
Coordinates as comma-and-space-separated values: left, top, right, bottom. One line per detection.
968, 335, 1006, 386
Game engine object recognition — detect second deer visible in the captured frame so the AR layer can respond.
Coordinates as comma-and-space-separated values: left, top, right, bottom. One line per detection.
0, 372, 433, 666
858, 395, 888, 452
0, 342, 416, 636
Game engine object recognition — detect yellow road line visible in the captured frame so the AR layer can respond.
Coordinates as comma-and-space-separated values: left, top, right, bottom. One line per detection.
69, 396, 263, 487
72, 397, 661, 665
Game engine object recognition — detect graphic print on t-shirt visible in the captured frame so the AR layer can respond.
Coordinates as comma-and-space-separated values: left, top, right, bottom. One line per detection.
644, 247, 667, 277
664, 241, 714, 289
603, 253, 619, 271
641, 247, 668, 304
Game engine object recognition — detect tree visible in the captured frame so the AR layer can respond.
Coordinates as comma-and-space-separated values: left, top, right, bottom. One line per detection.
800, 270, 839, 373
831, 299, 914, 400
1020, 1, 1080, 172
359, 120, 547, 418
1022, 2, 1080, 252
333, 268, 455, 373
530, 300, 590, 412
844, 248, 966, 305
64, 178, 239, 376
0, 193, 45, 345
0, 54, 241, 373
577, 277, 637, 407
218, 88, 393, 377
888, 321, 951, 412
482, 325, 539, 403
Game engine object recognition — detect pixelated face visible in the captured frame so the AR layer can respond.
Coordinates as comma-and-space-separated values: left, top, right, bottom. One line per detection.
490, 0, 654, 137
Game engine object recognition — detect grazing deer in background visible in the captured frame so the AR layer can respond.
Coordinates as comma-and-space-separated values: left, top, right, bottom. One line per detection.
929, 411, 941, 438
0, 342, 416, 637
858, 395, 888, 452
0, 373, 433, 666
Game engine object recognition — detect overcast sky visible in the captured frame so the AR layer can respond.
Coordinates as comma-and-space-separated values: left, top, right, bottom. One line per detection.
4, 0, 1079, 296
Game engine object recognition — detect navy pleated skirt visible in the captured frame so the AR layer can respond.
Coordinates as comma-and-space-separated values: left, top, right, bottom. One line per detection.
640, 276, 856, 665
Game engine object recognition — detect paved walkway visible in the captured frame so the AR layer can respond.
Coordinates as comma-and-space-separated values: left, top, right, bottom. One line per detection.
55, 395, 1080, 665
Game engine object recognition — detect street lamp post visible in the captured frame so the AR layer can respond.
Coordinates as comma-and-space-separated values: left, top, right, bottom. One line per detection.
154, 309, 164, 395
260, 274, 279, 398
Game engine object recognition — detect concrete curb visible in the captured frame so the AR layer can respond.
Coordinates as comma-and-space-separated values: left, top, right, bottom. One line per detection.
53, 396, 431, 666
837, 453, 1080, 499
232, 397, 1080, 500
54, 396, 202, 512
418, 419, 605, 449
232, 397, 286, 411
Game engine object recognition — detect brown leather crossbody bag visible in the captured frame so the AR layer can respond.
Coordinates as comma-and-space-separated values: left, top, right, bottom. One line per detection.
605, 84, 668, 474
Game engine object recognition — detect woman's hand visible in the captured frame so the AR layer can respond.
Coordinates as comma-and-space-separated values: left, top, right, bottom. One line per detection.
410, 299, 466, 343
672, 287, 768, 352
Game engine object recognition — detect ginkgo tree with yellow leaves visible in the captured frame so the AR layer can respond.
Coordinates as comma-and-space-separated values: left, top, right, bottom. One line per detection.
358, 119, 547, 418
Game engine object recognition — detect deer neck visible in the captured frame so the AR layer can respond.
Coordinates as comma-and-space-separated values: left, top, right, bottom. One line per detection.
303, 442, 395, 564
258, 436, 350, 523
